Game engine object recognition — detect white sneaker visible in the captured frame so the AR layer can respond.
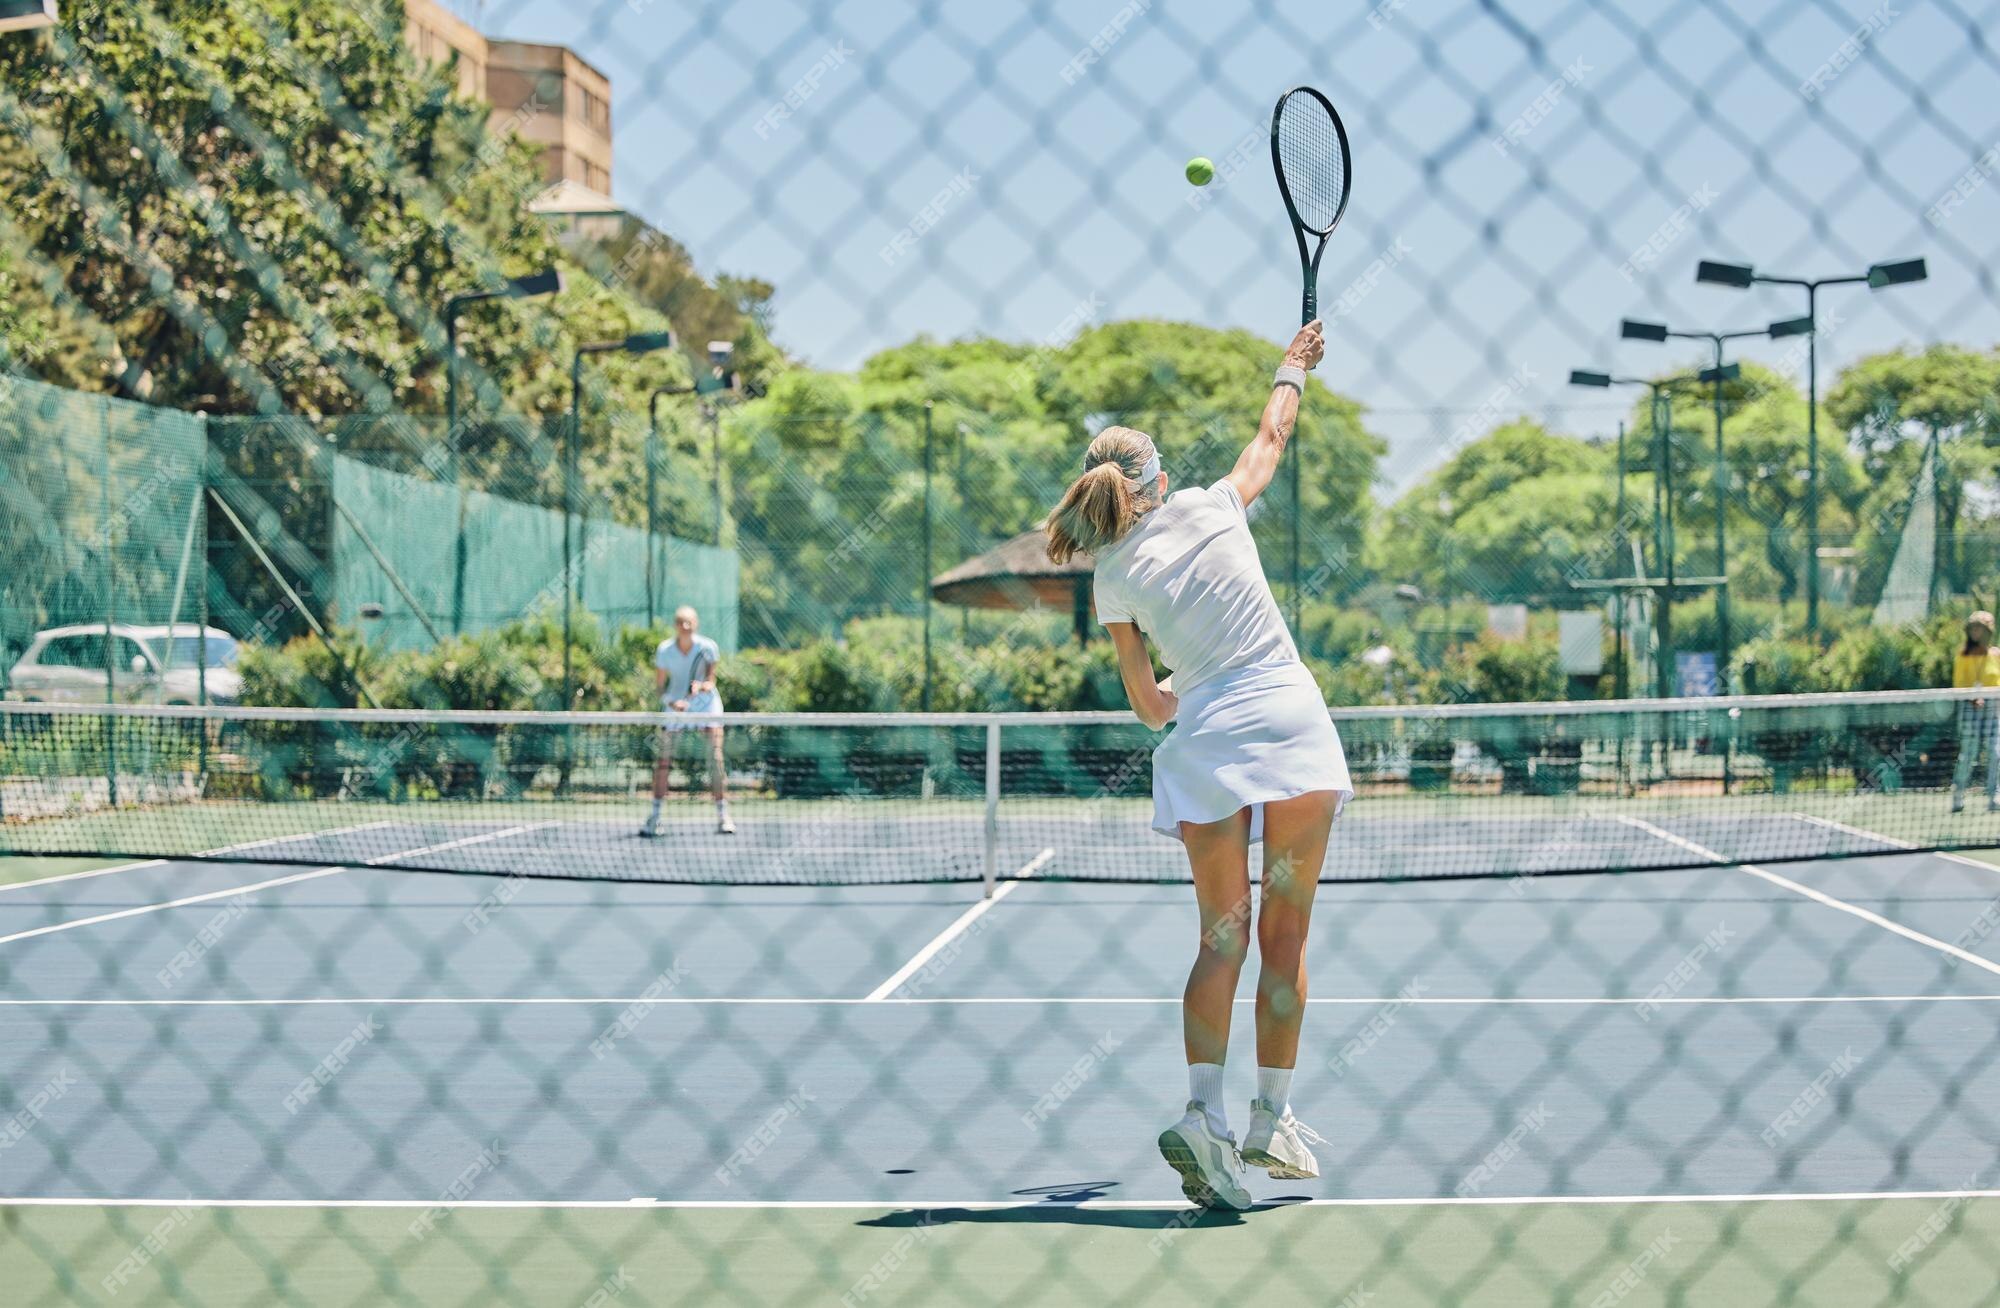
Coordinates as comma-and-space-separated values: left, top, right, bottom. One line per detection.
1241, 1099, 1327, 1180
638, 814, 661, 838
1157, 1102, 1253, 1211
717, 813, 736, 835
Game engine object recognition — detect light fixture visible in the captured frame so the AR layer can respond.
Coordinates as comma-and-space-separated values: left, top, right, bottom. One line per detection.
1867, 258, 1928, 288
1696, 260, 1756, 288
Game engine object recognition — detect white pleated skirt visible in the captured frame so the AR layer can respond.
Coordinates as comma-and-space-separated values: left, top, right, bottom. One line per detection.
1151, 660, 1353, 842
659, 689, 724, 732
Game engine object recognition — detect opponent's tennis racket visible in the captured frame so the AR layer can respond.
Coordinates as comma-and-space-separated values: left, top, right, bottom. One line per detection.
687, 647, 715, 702
1270, 86, 1353, 326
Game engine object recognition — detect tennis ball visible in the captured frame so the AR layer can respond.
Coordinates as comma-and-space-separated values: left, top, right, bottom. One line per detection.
1185, 156, 1215, 186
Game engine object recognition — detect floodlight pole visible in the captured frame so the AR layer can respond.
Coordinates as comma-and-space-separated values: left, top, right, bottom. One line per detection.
442, 269, 562, 634
565, 349, 589, 716
1767, 276, 1858, 643
444, 305, 468, 636
646, 361, 736, 628
1696, 258, 1928, 641
1655, 387, 1672, 700
1571, 369, 1706, 696
922, 403, 935, 711
1709, 338, 1729, 685
709, 402, 724, 546
1614, 421, 1627, 701
1623, 319, 1765, 689
647, 383, 703, 627
566, 332, 675, 722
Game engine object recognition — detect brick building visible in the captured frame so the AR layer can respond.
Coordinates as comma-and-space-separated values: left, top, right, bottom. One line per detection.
402, 0, 616, 217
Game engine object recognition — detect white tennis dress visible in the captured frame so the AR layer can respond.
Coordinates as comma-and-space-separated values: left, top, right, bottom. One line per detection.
1092, 478, 1352, 841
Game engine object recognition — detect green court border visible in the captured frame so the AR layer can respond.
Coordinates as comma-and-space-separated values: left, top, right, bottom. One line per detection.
4, 1197, 1996, 1307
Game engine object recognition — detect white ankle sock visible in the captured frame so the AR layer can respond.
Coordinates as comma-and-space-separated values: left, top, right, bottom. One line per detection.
1256, 1066, 1293, 1115
1188, 1063, 1228, 1136
648, 797, 663, 818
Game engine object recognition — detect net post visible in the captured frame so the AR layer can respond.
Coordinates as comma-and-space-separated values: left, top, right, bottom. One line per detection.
983, 720, 1000, 898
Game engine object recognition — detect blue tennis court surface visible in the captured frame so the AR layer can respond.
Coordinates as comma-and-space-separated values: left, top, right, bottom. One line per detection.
5, 807, 2000, 1212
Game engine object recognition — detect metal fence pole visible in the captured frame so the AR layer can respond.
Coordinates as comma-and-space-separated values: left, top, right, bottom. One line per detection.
922, 401, 933, 712
197, 427, 210, 778
99, 398, 119, 807
983, 720, 1000, 899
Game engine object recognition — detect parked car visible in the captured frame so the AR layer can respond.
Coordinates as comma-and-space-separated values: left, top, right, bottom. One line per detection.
6, 624, 242, 705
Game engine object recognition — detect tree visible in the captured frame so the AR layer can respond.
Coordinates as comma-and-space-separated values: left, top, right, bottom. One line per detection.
1828, 345, 2000, 598
719, 320, 1385, 648
1370, 420, 1611, 605
0, 0, 755, 448
1629, 361, 1866, 611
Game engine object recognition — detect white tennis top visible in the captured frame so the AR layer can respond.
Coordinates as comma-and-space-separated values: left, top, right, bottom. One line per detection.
655, 634, 720, 705
1090, 478, 1297, 696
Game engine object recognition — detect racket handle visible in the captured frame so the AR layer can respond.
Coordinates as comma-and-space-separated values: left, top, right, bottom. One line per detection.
1301, 285, 1316, 326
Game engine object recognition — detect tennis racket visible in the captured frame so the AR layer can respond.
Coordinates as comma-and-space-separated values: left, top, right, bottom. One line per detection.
687, 647, 715, 702
1270, 86, 1353, 326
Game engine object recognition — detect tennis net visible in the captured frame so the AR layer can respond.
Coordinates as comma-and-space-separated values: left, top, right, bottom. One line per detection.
3, 689, 1995, 884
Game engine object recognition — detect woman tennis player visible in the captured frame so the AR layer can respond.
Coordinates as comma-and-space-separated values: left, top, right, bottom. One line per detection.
640, 606, 734, 837
1045, 318, 1349, 1211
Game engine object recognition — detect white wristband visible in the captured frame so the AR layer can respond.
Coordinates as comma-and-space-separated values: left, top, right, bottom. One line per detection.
1273, 365, 1307, 392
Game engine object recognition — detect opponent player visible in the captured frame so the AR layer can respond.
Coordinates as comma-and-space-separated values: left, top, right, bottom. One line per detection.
641, 606, 734, 836
1044, 318, 1349, 1210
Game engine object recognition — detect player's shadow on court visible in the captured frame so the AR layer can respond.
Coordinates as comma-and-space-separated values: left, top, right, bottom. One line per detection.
856, 1182, 1311, 1231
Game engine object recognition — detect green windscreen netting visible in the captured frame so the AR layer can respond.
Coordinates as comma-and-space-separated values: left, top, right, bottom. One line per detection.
0, 375, 207, 681
330, 453, 737, 652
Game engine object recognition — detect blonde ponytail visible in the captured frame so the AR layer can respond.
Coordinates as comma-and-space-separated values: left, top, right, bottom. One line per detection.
1045, 426, 1159, 564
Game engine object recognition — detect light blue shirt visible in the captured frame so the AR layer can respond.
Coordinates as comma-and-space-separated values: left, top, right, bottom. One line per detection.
655, 635, 720, 706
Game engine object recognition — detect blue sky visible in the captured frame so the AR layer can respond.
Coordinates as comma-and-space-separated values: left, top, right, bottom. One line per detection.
463, 0, 2000, 495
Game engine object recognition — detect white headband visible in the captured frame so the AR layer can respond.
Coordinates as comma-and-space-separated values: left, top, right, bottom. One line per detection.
1088, 447, 1161, 487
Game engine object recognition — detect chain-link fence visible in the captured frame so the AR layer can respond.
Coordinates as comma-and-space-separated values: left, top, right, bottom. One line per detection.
5, 0, 2000, 1304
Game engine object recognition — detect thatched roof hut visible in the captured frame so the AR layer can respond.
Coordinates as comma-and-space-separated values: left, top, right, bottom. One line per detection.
929, 529, 1096, 644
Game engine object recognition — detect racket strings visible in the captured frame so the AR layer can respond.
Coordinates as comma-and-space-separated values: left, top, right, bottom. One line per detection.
1277, 97, 1347, 233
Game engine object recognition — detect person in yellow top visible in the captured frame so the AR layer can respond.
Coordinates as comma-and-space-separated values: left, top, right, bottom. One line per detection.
1951, 610, 2000, 813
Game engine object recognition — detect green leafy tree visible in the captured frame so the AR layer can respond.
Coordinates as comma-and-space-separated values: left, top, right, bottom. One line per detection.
721, 319, 1384, 649
1370, 420, 1612, 605
1637, 361, 1863, 623
0, 0, 731, 459
1828, 345, 2000, 599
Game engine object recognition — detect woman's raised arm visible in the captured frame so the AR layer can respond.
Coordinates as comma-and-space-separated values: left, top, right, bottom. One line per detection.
1228, 319, 1325, 510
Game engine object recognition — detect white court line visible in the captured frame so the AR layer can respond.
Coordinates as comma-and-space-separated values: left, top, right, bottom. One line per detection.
1787, 812, 2000, 875
1617, 816, 2000, 977
0, 823, 556, 947
864, 848, 1055, 1001
0, 866, 350, 946
0, 820, 400, 894
0, 857, 166, 893
2, 1187, 1996, 1211
4, 992, 1999, 1009
362, 822, 560, 866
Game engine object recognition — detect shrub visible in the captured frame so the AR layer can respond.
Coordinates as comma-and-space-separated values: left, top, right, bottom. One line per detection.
1730, 636, 1827, 696
235, 627, 380, 709
780, 640, 900, 712
1447, 634, 1564, 703
381, 629, 548, 711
